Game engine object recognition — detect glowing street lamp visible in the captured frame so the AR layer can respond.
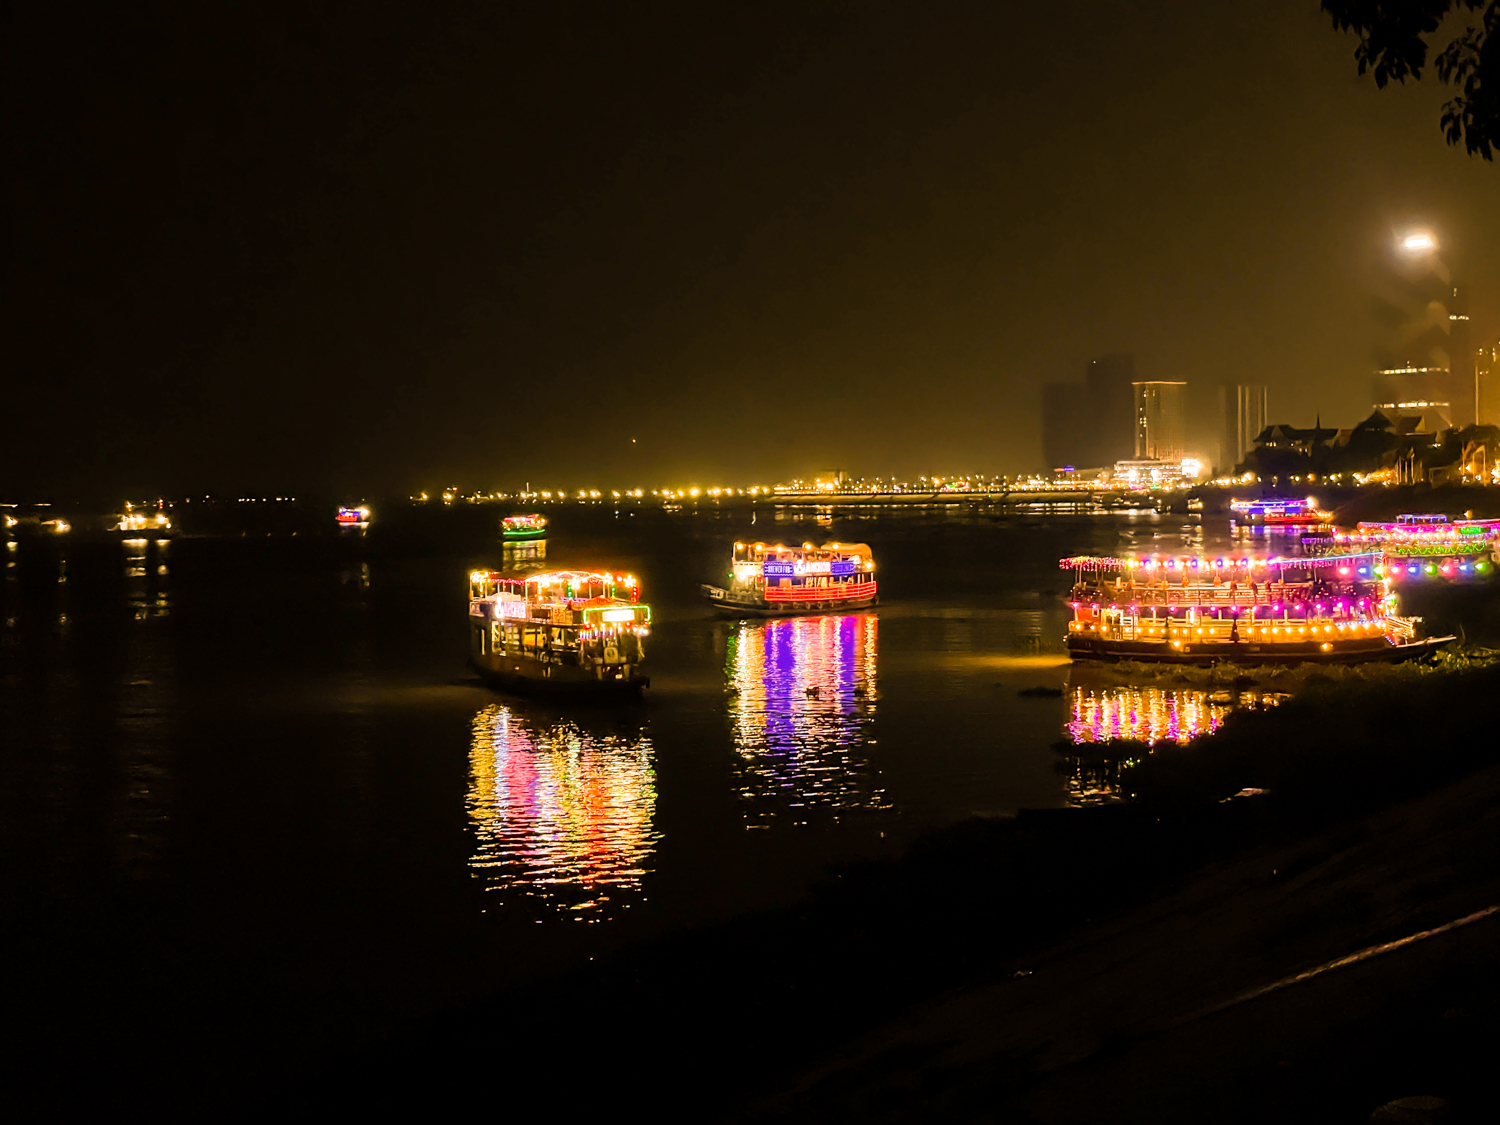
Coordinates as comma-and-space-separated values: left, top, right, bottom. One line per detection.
1402, 231, 1437, 253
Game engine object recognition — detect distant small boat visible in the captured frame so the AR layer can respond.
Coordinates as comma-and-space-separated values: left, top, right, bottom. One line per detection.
702, 540, 877, 617
1229, 498, 1329, 526
336, 506, 370, 528
502, 513, 548, 539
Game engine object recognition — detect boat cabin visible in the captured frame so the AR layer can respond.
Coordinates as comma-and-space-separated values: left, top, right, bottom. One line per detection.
728, 541, 876, 604
1061, 554, 1410, 651
468, 569, 650, 681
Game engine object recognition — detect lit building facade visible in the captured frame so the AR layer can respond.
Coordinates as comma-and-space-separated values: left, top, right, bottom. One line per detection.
1132, 381, 1186, 463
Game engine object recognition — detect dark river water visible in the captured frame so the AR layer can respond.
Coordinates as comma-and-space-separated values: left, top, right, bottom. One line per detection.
1, 505, 1458, 1084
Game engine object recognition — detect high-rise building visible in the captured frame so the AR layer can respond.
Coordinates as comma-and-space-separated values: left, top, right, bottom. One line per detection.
1479, 341, 1500, 428
1448, 286, 1474, 427
1087, 354, 1138, 466
1373, 366, 1452, 433
1132, 381, 1187, 462
1040, 353, 1137, 469
1218, 383, 1268, 473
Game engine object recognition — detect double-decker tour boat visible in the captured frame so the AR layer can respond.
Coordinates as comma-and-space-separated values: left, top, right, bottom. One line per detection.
469, 570, 651, 693
1229, 497, 1330, 526
1061, 553, 1453, 665
701, 541, 877, 616
502, 514, 548, 540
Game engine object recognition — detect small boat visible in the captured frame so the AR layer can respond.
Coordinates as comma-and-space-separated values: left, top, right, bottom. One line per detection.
469, 569, 650, 693
1060, 553, 1453, 666
502, 513, 548, 539
113, 504, 172, 534
1229, 498, 1330, 526
336, 505, 370, 528
701, 541, 877, 616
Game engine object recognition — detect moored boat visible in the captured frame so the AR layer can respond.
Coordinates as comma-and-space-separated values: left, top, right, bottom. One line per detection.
502, 513, 548, 539
469, 569, 650, 693
702, 541, 877, 616
1060, 553, 1453, 665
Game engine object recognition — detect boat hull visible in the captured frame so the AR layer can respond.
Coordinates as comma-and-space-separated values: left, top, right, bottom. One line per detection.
470, 651, 648, 695
501, 528, 547, 540
1064, 633, 1455, 666
701, 584, 878, 617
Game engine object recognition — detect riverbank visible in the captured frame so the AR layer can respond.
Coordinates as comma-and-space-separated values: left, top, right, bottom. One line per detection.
258, 658, 1500, 1121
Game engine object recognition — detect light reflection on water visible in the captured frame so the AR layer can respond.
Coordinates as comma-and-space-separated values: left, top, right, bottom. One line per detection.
726, 614, 889, 826
467, 704, 659, 919
1063, 683, 1285, 804
500, 539, 547, 572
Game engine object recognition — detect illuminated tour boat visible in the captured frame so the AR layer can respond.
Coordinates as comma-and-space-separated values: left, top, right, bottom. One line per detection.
1301, 514, 1498, 585
702, 541, 877, 616
113, 502, 172, 534
1061, 553, 1454, 665
336, 505, 371, 528
501, 513, 548, 540
1229, 497, 1330, 526
469, 569, 651, 692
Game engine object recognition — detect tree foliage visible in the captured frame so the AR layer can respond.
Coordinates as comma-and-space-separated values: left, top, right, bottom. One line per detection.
1323, 0, 1498, 159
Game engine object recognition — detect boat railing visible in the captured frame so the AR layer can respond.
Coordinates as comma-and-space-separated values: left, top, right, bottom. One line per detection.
1070, 583, 1364, 608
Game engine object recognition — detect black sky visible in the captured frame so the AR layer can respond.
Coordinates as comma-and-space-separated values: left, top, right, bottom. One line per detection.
8, 1, 1497, 499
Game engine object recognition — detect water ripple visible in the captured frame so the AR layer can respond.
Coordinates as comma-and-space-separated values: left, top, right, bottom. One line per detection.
467, 705, 659, 920
726, 614, 888, 826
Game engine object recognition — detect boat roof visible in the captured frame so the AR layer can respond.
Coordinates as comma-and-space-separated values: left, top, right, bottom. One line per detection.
470, 568, 639, 587
1229, 497, 1315, 509
736, 541, 872, 556
1060, 552, 1383, 572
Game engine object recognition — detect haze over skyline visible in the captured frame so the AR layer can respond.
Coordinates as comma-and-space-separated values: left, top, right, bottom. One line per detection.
10, 1, 1497, 500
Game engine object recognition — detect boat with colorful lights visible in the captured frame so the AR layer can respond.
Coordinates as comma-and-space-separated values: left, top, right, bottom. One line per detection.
1300, 513, 1498, 585
1229, 497, 1330, 526
702, 541, 877, 616
1060, 553, 1454, 666
501, 513, 548, 540
336, 505, 370, 528
469, 569, 651, 692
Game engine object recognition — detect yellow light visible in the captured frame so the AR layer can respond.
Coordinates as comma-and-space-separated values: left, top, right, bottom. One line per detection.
1403, 232, 1436, 251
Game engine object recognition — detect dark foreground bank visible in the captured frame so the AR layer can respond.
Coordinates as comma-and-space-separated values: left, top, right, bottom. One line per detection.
11, 657, 1499, 1121
238, 658, 1500, 1122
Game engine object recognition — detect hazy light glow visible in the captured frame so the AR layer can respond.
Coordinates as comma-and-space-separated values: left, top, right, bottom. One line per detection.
1402, 232, 1437, 252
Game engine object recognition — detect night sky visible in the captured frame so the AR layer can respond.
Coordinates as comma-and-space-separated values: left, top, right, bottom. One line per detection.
10, 1, 1497, 499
